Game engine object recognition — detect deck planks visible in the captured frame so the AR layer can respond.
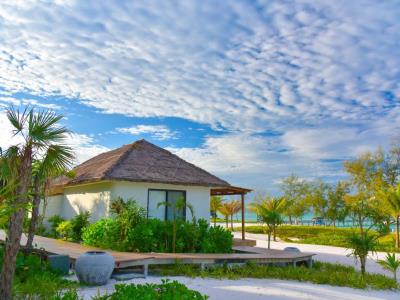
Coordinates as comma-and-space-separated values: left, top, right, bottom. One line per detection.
0, 230, 314, 271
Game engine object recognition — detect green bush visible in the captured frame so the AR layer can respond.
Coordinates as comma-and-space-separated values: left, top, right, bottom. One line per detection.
82, 219, 123, 250
201, 225, 233, 253
48, 215, 65, 237
56, 220, 73, 240
83, 218, 233, 253
110, 197, 146, 241
70, 211, 91, 241
93, 279, 208, 300
55, 211, 91, 242
0, 246, 77, 298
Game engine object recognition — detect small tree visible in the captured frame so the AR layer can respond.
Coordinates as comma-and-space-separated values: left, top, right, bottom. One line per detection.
344, 150, 387, 275
0, 107, 71, 299
249, 196, 286, 249
347, 231, 378, 275
377, 184, 400, 249
109, 197, 146, 241
325, 181, 349, 227
157, 198, 194, 253
306, 180, 329, 224
377, 253, 400, 281
26, 145, 74, 249
210, 196, 223, 227
217, 200, 240, 230
280, 175, 309, 224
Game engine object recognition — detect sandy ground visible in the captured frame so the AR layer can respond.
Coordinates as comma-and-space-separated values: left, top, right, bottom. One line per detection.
77, 232, 400, 299
79, 276, 399, 300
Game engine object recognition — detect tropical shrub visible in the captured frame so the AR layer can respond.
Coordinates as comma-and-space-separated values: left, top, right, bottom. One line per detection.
201, 225, 233, 253
109, 197, 146, 241
48, 215, 66, 238
93, 279, 208, 300
82, 219, 123, 250
0, 246, 77, 298
56, 221, 73, 241
83, 218, 233, 253
159, 261, 398, 290
70, 211, 91, 241
377, 252, 400, 280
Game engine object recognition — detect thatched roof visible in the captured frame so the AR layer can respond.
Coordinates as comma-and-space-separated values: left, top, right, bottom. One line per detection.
50, 139, 230, 191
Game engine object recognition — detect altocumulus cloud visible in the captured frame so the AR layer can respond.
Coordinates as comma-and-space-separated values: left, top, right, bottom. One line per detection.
117, 125, 177, 141
0, 0, 399, 190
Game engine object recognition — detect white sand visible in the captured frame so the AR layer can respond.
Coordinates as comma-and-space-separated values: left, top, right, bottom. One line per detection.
77, 233, 400, 299
79, 276, 399, 300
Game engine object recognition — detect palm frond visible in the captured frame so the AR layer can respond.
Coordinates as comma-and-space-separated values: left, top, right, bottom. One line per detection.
28, 110, 70, 146
6, 106, 29, 136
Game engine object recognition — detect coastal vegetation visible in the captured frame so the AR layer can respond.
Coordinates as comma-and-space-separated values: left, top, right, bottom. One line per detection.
82, 198, 233, 253
157, 261, 398, 290
240, 225, 398, 252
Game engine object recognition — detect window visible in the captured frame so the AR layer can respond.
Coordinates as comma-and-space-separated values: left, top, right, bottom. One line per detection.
147, 189, 186, 221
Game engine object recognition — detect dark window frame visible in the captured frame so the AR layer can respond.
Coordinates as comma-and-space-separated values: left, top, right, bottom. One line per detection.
147, 188, 187, 221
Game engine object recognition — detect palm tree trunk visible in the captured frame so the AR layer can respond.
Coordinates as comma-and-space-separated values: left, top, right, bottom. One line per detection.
172, 221, 176, 253
267, 232, 271, 249
360, 255, 366, 276
396, 215, 400, 249
26, 182, 41, 249
225, 216, 228, 229
230, 215, 233, 230
0, 147, 32, 300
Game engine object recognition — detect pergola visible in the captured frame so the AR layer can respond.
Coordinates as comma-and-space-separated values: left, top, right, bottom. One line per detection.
210, 186, 252, 240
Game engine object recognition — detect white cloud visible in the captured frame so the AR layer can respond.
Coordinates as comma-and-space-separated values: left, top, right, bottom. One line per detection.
65, 133, 109, 164
0, 1, 399, 192
0, 0, 398, 133
168, 133, 343, 194
117, 125, 177, 140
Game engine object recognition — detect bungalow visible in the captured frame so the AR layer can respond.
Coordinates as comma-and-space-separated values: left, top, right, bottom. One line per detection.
45, 139, 250, 231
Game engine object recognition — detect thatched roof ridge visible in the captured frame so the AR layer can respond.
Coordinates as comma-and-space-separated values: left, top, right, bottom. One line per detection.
51, 139, 230, 189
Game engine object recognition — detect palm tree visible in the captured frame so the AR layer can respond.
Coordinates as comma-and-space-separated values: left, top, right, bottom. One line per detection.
157, 198, 195, 253
248, 197, 286, 249
377, 253, 400, 280
0, 107, 70, 300
347, 231, 378, 276
26, 145, 74, 249
217, 200, 240, 229
218, 202, 230, 229
378, 184, 400, 249
210, 196, 223, 227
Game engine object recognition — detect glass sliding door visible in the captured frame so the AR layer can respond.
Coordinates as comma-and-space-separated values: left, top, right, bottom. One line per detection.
148, 190, 166, 219
147, 189, 186, 221
166, 191, 185, 221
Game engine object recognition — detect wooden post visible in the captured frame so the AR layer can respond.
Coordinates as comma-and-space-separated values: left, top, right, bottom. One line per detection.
241, 193, 245, 240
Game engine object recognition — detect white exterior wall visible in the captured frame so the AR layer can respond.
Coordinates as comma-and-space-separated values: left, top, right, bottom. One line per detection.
44, 181, 211, 222
111, 181, 211, 222
60, 182, 112, 222
41, 194, 63, 223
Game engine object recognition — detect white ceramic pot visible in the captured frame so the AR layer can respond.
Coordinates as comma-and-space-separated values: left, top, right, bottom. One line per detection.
75, 251, 115, 285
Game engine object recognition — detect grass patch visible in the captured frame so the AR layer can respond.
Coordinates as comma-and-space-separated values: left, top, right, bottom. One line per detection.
237, 225, 398, 252
155, 261, 398, 290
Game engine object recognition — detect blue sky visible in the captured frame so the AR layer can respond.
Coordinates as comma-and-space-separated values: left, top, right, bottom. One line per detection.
0, 0, 399, 194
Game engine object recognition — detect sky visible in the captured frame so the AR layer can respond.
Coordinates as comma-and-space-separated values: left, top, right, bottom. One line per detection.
0, 0, 399, 195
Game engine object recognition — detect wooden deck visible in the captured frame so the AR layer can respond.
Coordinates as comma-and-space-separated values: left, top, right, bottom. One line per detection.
0, 231, 315, 276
